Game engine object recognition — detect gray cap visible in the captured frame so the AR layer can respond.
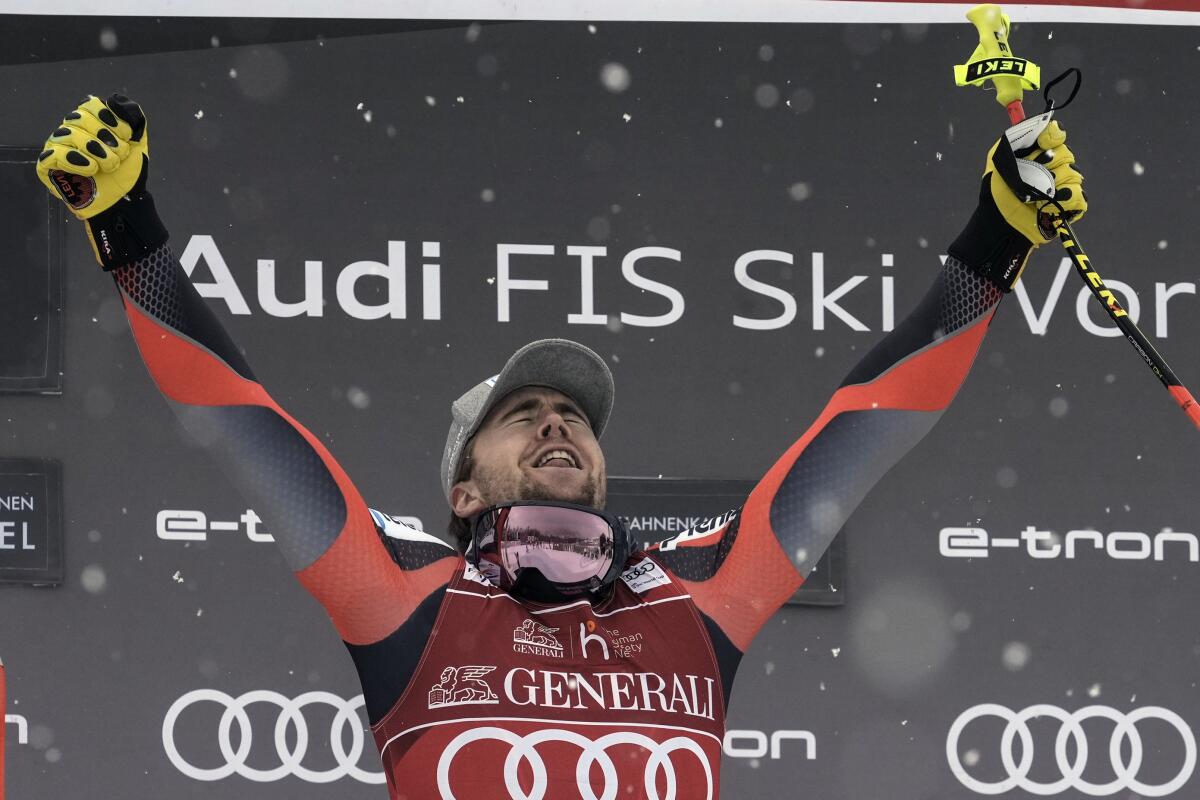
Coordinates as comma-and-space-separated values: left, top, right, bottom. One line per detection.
441, 339, 614, 501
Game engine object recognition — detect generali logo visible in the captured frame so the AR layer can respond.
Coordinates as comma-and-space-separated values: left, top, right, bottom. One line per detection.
427, 666, 500, 709
424, 664, 717, 720
512, 619, 564, 659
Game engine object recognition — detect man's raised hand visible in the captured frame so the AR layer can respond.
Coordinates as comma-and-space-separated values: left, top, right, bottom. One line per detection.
949, 117, 1088, 292
36, 93, 167, 270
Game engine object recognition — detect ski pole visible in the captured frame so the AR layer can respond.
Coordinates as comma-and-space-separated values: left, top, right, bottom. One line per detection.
954, 3, 1200, 430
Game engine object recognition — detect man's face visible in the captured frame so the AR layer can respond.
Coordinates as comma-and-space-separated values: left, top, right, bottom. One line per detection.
450, 386, 607, 519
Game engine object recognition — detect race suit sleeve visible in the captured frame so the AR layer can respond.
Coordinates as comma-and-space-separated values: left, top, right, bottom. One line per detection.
651, 254, 1003, 656
113, 244, 457, 719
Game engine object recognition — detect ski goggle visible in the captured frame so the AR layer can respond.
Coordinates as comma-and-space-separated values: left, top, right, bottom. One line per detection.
469, 502, 629, 596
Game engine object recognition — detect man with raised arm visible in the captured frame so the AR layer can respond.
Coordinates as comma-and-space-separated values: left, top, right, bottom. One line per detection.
37, 93, 1084, 799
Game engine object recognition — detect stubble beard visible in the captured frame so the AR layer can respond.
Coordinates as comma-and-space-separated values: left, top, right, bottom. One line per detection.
473, 464, 606, 510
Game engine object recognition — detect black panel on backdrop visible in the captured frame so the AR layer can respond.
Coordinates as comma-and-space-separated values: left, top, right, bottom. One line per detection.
607, 477, 845, 606
0, 459, 63, 587
0, 147, 64, 395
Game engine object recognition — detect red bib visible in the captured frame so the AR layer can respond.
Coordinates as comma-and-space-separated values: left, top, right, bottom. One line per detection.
372, 555, 726, 800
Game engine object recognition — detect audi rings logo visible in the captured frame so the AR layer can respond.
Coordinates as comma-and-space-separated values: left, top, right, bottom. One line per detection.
163, 689, 385, 784
437, 727, 714, 800
947, 703, 1197, 797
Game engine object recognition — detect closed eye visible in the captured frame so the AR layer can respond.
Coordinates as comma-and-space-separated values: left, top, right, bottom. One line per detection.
555, 403, 588, 425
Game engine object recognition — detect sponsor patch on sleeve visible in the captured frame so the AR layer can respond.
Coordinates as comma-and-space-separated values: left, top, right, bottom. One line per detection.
370, 509, 444, 544
656, 509, 738, 552
620, 558, 672, 594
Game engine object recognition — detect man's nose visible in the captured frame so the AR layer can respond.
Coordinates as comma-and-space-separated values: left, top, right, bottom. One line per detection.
537, 410, 570, 439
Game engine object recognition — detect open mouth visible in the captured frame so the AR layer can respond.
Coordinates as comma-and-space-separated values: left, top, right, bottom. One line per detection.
534, 449, 579, 469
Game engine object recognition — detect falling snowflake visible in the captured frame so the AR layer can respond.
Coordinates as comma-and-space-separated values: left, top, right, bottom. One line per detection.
81, 564, 107, 594
754, 84, 780, 109
1002, 641, 1031, 671
600, 63, 631, 93
996, 466, 1018, 489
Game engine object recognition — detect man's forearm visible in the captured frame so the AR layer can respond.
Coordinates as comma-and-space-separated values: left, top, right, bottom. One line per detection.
739, 254, 1002, 593
113, 243, 429, 645
664, 253, 1004, 654
113, 244, 257, 387
839, 255, 1002, 392
113, 243, 354, 579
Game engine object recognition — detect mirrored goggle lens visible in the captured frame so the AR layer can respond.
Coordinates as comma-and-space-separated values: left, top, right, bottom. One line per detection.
492, 505, 616, 585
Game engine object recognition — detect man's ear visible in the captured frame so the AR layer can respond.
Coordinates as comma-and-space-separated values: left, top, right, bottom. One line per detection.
450, 480, 487, 519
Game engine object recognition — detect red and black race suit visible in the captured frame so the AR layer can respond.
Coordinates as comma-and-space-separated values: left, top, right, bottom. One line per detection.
112, 238, 1001, 798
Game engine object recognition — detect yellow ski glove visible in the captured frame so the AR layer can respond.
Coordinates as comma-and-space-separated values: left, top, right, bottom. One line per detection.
36, 94, 168, 269
949, 115, 1088, 291
989, 120, 1087, 243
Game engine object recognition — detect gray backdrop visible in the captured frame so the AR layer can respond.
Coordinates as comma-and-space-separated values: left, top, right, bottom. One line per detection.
2, 14, 1199, 799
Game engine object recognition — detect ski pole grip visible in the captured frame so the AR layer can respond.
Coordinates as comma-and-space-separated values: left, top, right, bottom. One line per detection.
956, 4, 1038, 123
